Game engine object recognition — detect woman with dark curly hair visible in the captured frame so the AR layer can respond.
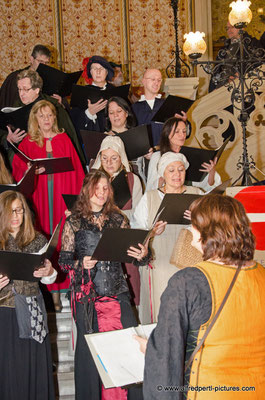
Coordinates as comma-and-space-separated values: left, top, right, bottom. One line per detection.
59, 170, 148, 400
142, 194, 265, 400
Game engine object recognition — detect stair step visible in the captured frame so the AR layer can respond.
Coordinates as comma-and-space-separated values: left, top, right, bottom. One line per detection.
52, 340, 75, 363
56, 372, 75, 397
56, 361, 75, 373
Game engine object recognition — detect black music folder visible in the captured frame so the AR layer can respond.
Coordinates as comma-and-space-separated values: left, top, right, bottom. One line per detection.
151, 95, 194, 123
0, 103, 33, 131
155, 180, 231, 224
0, 165, 35, 197
80, 130, 107, 160
70, 84, 131, 109
10, 142, 74, 175
181, 136, 230, 182
62, 194, 78, 210
92, 228, 149, 263
111, 170, 131, 209
116, 125, 152, 160
37, 63, 82, 97
81, 125, 152, 161
0, 220, 61, 281
156, 193, 202, 225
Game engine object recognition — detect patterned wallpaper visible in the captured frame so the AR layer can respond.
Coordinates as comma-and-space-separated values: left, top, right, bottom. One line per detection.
212, 0, 265, 43
60, 0, 124, 72
128, 0, 189, 84
0, 0, 58, 84
0, 0, 190, 86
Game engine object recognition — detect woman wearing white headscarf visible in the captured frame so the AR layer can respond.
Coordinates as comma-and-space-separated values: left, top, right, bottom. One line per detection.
131, 152, 203, 323
92, 136, 142, 220
92, 136, 143, 306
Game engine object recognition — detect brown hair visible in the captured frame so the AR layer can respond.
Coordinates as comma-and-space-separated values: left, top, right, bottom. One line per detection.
28, 100, 62, 147
0, 153, 13, 184
73, 170, 120, 218
160, 117, 190, 155
0, 191, 36, 249
17, 69, 43, 90
190, 194, 255, 266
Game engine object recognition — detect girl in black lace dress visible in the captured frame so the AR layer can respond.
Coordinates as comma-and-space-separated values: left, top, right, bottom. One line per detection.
59, 170, 148, 400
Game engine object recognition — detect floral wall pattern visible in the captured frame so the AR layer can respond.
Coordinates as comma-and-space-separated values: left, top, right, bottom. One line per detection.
0, 0, 58, 85
128, 0, 190, 84
0, 0, 191, 86
60, 0, 124, 73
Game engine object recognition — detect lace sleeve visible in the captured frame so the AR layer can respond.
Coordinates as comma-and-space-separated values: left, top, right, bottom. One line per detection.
59, 218, 78, 272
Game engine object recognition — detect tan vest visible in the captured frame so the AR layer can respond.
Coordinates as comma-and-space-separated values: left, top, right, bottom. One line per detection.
188, 261, 265, 399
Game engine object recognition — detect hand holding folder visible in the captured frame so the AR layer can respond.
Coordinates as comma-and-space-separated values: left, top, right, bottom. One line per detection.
10, 142, 74, 175
0, 220, 62, 281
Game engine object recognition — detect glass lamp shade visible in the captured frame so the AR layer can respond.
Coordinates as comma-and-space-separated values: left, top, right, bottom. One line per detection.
183, 32, 207, 58
229, 0, 252, 26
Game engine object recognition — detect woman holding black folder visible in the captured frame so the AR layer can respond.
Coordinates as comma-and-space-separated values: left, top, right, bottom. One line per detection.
12, 100, 85, 311
59, 170, 149, 400
93, 135, 143, 305
131, 152, 202, 324
146, 117, 221, 191
0, 190, 57, 400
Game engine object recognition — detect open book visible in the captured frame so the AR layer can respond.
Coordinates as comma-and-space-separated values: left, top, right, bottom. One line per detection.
85, 323, 156, 388
0, 165, 35, 197
10, 142, 74, 175
0, 219, 61, 281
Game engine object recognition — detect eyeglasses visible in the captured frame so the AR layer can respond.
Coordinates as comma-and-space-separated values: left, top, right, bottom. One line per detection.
91, 66, 106, 72
11, 207, 24, 215
18, 87, 33, 93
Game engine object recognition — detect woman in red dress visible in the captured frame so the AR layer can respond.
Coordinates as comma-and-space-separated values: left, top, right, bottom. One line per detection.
12, 99, 85, 310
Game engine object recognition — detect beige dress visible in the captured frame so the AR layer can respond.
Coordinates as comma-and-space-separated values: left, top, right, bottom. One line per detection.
131, 186, 202, 323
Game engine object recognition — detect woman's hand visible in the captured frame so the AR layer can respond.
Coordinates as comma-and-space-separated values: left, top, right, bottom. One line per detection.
0, 274, 10, 290
35, 166, 46, 175
87, 99, 108, 116
83, 256, 98, 270
65, 209, 72, 218
134, 335, 147, 354
183, 210, 191, 220
144, 147, 154, 160
151, 220, 167, 237
33, 259, 54, 278
7, 126, 27, 144
199, 156, 217, 186
51, 94, 62, 105
174, 111, 187, 121
127, 242, 148, 261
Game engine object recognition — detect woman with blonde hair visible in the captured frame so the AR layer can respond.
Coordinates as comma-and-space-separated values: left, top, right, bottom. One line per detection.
12, 100, 85, 310
0, 190, 57, 400
0, 152, 13, 184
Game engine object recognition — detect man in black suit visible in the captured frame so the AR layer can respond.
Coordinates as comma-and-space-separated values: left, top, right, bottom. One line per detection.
0, 44, 51, 109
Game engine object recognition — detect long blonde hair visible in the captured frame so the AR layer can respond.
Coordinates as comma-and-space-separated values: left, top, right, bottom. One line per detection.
28, 100, 63, 147
0, 153, 13, 184
0, 191, 36, 249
